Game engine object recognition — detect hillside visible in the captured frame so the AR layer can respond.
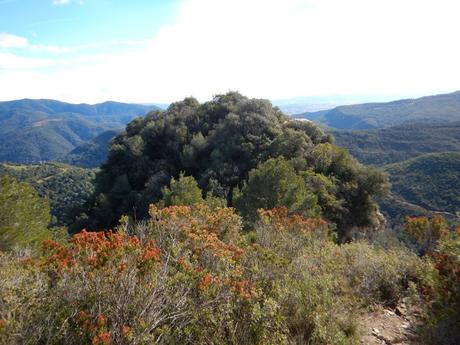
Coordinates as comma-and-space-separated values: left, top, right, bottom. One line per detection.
0, 162, 96, 226
383, 152, 460, 216
0, 99, 159, 163
297, 91, 460, 129
61, 130, 121, 168
333, 122, 460, 165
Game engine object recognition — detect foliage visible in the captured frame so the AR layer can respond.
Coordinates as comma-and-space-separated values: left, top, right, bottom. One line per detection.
404, 215, 447, 254
413, 218, 460, 345
0, 176, 51, 251
158, 173, 204, 207
234, 157, 319, 225
0, 205, 285, 345
81, 92, 387, 240
0, 162, 96, 226
0, 205, 425, 344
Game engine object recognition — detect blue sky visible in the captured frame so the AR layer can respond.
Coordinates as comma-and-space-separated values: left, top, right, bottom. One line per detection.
0, 0, 179, 56
0, 0, 178, 42
1, 0, 459, 103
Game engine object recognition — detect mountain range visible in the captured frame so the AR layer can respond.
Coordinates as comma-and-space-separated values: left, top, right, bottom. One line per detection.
0, 99, 159, 163
297, 91, 460, 129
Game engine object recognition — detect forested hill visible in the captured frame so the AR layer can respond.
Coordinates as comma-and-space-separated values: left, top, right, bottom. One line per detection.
379, 152, 460, 225
61, 130, 121, 168
0, 162, 96, 226
0, 99, 159, 163
75, 92, 387, 242
297, 91, 460, 129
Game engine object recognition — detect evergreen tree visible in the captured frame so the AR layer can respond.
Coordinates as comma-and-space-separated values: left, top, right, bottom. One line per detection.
234, 157, 319, 225
159, 173, 203, 207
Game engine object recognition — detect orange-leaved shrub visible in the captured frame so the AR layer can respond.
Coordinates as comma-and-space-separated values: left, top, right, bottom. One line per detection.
0, 204, 287, 345
410, 217, 460, 345
0, 204, 425, 345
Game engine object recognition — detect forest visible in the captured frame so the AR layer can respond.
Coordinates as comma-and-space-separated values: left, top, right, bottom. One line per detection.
0, 93, 459, 345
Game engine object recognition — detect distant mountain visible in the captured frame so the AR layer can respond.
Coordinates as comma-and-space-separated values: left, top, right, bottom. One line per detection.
0, 99, 159, 163
61, 129, 121, 168
297, 91, 460, 129
333, 122, 460, 165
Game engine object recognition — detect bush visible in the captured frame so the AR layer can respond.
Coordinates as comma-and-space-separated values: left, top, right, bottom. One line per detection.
0, 205, 287, 345
417, 228, 460, 345
0, 205, 426, 345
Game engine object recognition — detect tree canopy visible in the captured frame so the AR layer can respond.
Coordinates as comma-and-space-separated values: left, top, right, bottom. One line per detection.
78, 92, 387, 239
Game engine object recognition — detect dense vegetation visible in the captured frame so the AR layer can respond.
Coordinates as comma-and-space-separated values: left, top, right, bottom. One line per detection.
0, 99, 157, 163
298, 91, 460, 129
78, 92, 387, 241
0, 163, 96, 226
1, 198, 459, 344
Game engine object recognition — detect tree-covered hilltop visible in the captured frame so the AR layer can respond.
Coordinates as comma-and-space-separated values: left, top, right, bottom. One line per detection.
0, 162, 96, 226
78, 92, 388, 240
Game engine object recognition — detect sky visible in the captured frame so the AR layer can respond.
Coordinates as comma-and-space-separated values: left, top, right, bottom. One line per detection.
0, 0, 459, 104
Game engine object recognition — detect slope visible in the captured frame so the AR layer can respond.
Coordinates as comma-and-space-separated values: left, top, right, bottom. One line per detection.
332, 122, 460, 165
0, 99, 159, 163
61, 130, 121, 168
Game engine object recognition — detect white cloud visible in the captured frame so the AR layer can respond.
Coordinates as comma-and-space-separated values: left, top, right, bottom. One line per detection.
1, 0, 460, 103
0, 32, 28, 48
0, 52, 55, 70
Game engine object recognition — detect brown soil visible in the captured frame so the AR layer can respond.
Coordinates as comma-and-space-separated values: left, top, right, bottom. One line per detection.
360, 306, 420, 345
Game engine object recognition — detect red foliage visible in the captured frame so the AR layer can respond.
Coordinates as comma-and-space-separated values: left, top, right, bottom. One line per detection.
42, 231, 162, 272
198, 273, 214, 290
258, 207, 328, 235
92, 332, 111, 345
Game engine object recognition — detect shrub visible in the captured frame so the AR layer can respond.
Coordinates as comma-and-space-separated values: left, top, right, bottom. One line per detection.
418, 228, 460, 345
0, 205, 427, 345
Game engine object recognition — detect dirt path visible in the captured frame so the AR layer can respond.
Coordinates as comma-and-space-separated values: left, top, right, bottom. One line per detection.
360, 306, 419, 345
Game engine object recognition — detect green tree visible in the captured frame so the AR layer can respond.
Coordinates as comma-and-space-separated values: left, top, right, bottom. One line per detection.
234, 157, 319, 224
0, 176, 51, 251
80, 92, 386, 240
159, 173, 203, 207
